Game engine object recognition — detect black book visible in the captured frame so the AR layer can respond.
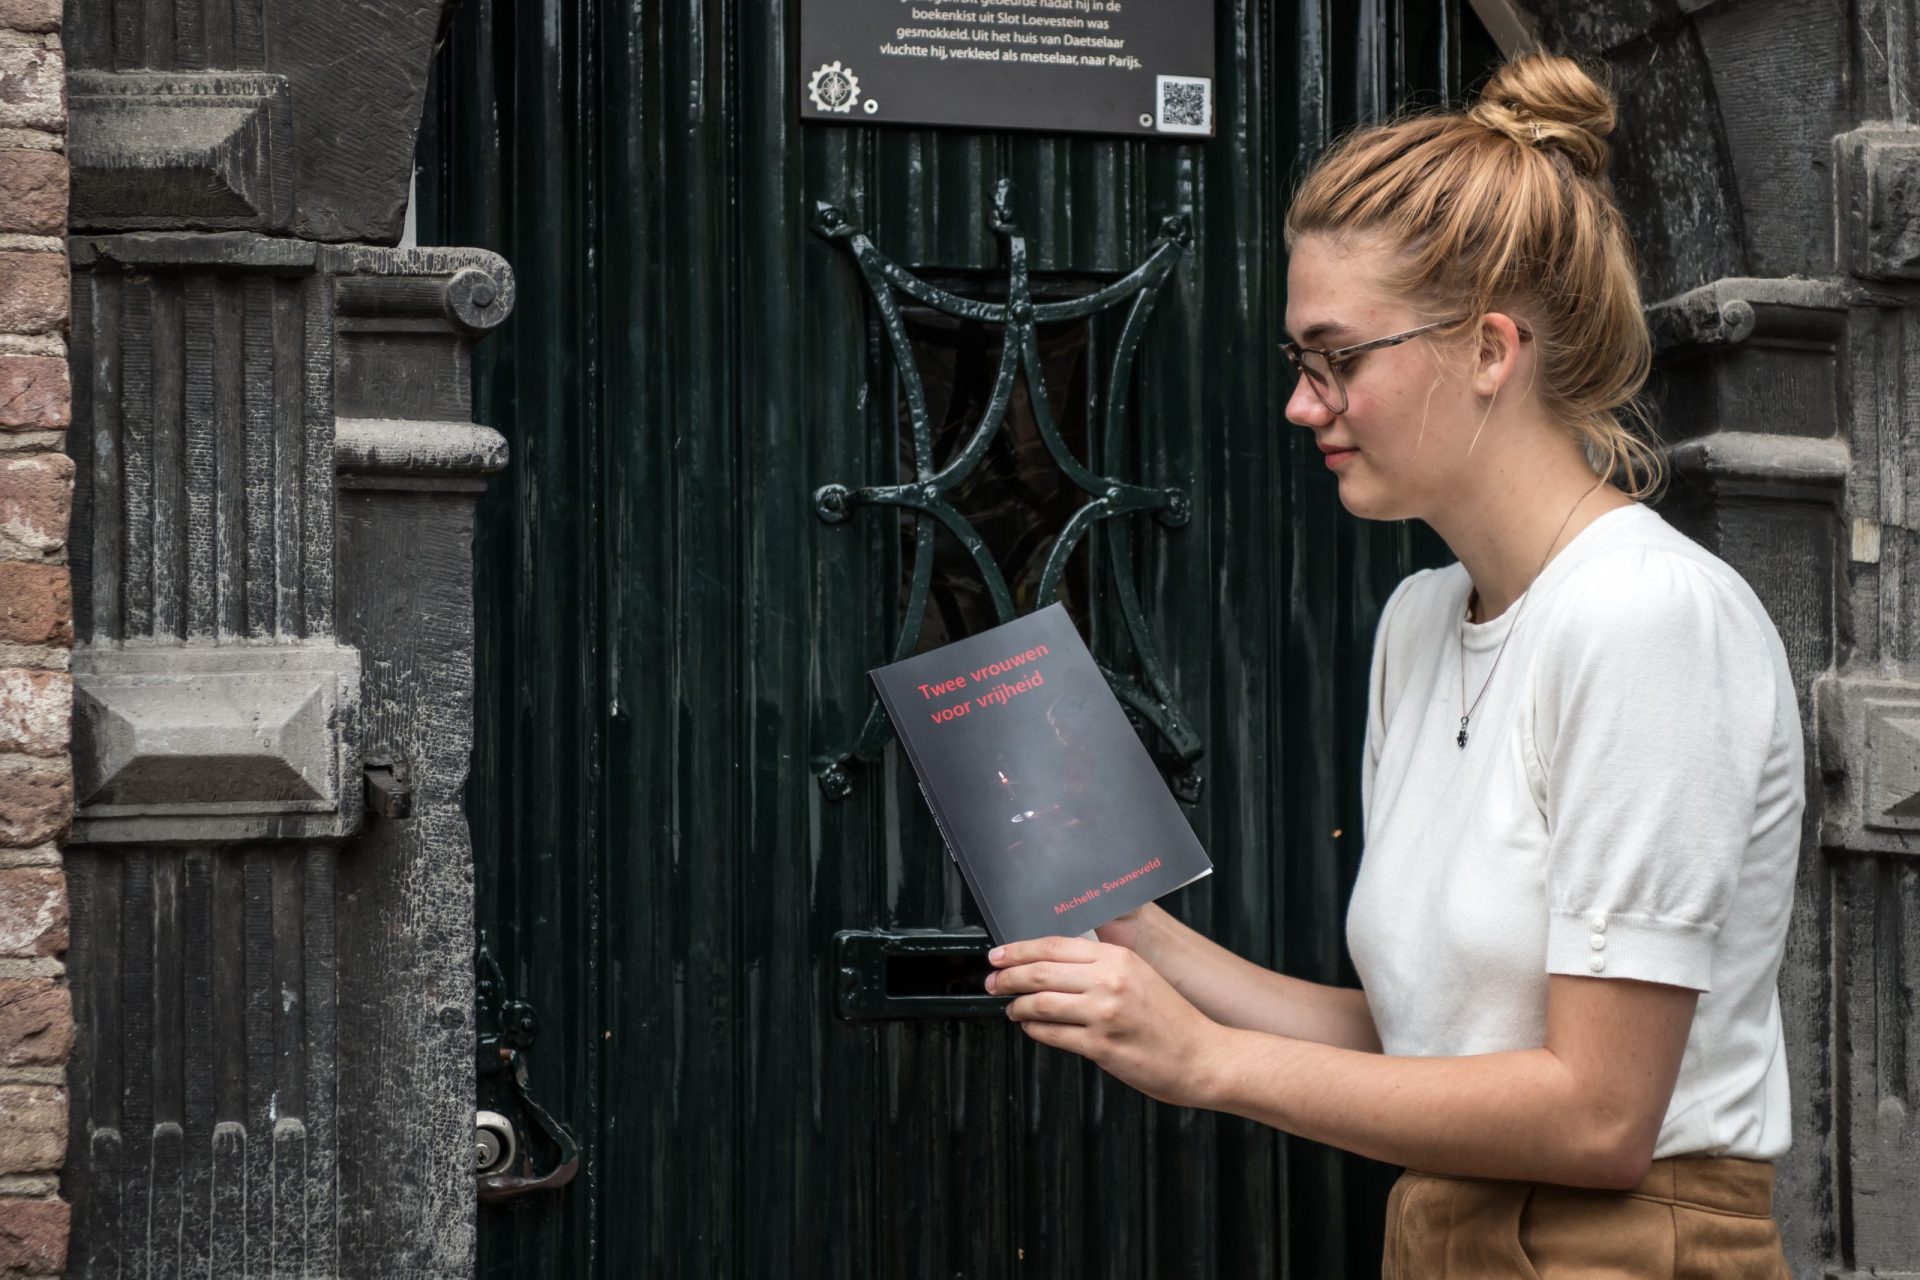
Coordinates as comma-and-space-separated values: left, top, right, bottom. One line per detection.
870, 603, 1213, 944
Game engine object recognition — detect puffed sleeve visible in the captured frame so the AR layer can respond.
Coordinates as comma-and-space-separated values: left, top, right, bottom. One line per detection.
1527, 548, 1781, 992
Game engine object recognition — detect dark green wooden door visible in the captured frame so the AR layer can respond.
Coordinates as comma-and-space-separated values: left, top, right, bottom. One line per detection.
416, 3, 1496, 1275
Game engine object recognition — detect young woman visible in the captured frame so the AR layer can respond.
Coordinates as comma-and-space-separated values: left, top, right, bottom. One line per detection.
985, 53, 1802, 1276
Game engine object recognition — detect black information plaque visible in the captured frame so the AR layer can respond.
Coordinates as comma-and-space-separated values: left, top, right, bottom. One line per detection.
799, 0, 1215, 139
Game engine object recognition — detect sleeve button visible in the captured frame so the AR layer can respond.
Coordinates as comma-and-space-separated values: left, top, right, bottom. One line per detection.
1590, 933, 1607, 950
1589, 915, 1608, 933
1588, 954, 1607, 973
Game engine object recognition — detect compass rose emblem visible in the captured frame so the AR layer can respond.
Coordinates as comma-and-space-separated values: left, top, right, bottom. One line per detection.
808, 61, 861, 114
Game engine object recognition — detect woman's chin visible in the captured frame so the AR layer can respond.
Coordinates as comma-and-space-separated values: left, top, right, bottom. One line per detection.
1333, 474, 1415, 523
1331, 474, 1382, 518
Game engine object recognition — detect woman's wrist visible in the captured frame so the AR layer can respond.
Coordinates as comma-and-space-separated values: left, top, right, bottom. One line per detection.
1186, 1022, 1260, 1113
1127, 901, 1177, 968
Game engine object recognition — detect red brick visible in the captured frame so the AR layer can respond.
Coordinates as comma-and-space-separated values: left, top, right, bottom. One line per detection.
0, 978, 69, 1067
0, 355, 68, 430
0, 759, 67, 848
0, 35, 63, 133
0, 252, 65, 334
0, 1086, 63, 1175
0, 670, 66, 757
0, 453, 70, 552
0, 150, 63, 235
0, 0, 62, 33
0, 867, 63, 955
0, 564, 69, 646
0, 1195, 66, 1273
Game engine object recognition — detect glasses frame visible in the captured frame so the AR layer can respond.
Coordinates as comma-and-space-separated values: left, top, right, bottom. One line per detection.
1280, 314, 1530, 414
1280, 318, 1461, 414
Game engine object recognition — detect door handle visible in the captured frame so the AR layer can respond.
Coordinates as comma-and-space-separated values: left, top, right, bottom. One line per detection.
475, 934, 580, 1201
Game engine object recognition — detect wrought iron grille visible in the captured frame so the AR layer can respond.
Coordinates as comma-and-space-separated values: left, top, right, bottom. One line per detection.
814, 181, 1203, 802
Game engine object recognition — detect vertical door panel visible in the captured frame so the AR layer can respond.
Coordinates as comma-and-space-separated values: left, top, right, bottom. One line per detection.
417, 2, 1497, 1274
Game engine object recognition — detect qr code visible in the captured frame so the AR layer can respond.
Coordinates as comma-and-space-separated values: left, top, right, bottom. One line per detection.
1156, 75, 1212, 135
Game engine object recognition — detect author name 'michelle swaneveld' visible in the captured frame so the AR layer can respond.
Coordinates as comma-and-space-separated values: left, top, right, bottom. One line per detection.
1053, 856, 1164, 917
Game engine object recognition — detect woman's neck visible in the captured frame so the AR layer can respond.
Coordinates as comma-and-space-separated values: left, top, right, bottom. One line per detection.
1426, 446, 1634, 624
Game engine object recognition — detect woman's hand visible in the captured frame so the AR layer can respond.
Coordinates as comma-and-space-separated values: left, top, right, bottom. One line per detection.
986, 934, 1227, 1108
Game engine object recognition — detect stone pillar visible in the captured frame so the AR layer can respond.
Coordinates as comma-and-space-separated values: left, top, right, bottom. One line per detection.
1512, 2, 1920, 1273
51, 1, 513, 1274
0, 0, 73, 1275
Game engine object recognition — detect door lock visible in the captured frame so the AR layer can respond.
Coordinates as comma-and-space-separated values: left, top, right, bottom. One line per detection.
475, 1110, 517, 1175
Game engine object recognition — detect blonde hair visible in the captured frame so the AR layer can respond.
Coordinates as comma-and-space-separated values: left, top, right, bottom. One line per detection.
1285, 53, 1664, 498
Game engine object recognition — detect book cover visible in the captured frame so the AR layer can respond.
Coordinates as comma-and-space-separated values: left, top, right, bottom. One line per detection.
870, 603, 1213, 944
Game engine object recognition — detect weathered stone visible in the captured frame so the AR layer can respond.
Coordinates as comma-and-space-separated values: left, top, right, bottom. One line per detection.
0, 978, 70, 1066
0, 1194, 66, 1272
0, 355, 67, 429
68, 72, 293, 231
0, 0, 60, 34
0, 1086, 63, 1174
0, 150, 64, 235
0, 33, 62, 134
0, 251, 64, 333
70, 643, 363, 843
0, 454, 69, 553
0, 670, 66, 757
0, 564, 69, 646
0, 764, 67, 852
1837, 127, 1920, 281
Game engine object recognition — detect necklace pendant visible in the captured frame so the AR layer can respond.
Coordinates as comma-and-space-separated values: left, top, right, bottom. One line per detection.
1457, 718, 1469, 749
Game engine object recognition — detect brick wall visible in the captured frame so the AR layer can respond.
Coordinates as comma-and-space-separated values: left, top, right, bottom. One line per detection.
0, 0, 72, 1274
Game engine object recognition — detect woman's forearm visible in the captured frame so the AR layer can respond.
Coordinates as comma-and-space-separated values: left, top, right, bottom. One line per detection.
1131, 905, 1382, 1052
1197, 1029, 1644, 1189
991, 935, 1686, 1190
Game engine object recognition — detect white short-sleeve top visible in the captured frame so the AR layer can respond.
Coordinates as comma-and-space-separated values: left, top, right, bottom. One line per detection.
1348, 501, 1803, 1161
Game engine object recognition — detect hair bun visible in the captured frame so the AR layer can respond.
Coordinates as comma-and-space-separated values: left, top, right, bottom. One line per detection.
1467, 53, 1615, 182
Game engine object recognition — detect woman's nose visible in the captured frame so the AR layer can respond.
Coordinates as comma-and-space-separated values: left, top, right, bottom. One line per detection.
1284, 373, 1335, 429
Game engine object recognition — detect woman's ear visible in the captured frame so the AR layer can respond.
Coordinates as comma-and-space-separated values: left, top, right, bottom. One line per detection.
1470, 313, 1526, 397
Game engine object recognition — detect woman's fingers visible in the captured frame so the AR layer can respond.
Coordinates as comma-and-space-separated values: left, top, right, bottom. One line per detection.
989, 960, 1097, 997
1017, 1019, 1092, 1054
1005, 991, 1092, 1025
989, 935, 1105, 968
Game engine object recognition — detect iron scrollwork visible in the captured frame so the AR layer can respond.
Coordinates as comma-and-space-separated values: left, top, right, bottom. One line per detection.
814, 180, 1203, 802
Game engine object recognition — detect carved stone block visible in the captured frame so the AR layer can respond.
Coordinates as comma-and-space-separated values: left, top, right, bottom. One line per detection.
1817, 675, 1920, 855
1838, 126, 1920, 281
1862, 700, 1920, 832
70, 643, 361, 844
68, 73, 293, 231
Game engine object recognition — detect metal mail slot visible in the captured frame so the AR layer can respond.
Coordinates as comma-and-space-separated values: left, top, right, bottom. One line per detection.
834, 929, 1010, 1021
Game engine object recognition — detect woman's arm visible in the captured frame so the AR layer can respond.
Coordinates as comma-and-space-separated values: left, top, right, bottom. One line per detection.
1100, 904, 1381, 1053
988, 936, 1697, 1190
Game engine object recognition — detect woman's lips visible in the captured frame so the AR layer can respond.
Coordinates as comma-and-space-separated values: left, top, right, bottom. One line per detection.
1322, 447, 1359, 469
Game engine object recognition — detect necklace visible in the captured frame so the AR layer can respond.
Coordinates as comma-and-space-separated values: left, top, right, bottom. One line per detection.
1456, 477, 1605, 748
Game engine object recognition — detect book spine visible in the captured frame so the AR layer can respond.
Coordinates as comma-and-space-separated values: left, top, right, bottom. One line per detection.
872, 675, 1009, 945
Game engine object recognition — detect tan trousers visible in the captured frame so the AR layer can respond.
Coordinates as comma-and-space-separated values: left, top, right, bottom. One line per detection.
1381, 1157, 1790, 1279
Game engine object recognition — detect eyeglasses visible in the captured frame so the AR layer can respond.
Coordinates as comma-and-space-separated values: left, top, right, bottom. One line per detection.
1282, 316, 1533, 415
